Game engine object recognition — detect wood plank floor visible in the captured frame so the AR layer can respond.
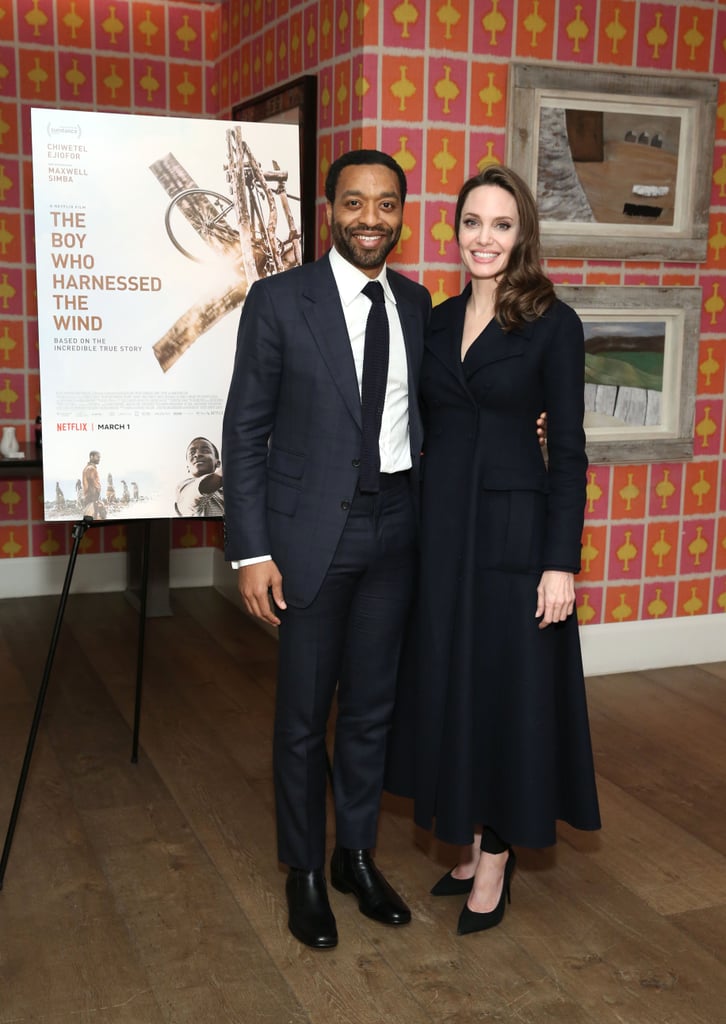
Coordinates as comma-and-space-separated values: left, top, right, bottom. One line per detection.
1, 588, 725, 1024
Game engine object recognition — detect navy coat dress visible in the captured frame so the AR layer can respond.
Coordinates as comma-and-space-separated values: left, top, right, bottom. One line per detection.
386, 285, 601, 849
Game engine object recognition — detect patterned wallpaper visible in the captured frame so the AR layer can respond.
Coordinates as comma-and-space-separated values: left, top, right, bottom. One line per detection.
1, 0, 726, 626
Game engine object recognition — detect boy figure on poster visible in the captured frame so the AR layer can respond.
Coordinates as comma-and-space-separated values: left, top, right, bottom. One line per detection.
174, 436, 224, 517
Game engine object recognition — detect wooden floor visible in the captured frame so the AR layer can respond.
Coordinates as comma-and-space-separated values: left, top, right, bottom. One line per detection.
1, 588, 725, 1024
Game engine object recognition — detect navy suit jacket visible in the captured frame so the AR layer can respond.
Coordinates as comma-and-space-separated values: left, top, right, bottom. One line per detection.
222, 253, 431, 607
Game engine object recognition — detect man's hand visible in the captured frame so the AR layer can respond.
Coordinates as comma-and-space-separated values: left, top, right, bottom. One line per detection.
238, 560, 286, 626
535, 570, 575, 629
537, 410, 547, 447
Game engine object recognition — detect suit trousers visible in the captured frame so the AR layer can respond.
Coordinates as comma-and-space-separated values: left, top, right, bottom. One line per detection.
273, 472, 416, 870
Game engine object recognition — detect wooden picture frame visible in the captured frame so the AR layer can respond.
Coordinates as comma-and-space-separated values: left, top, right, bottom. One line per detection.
233, 75, 317, 263
507, 63, 717, 261
555, 285, 701, 464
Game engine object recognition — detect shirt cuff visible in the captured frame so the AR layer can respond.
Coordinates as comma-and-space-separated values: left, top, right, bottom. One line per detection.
230, 555, 272, 569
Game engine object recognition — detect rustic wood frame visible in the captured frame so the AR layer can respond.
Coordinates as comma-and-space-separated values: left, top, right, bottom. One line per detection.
507, 63, 717, 261
556, 285, 701, 464
233, 76, 317, 264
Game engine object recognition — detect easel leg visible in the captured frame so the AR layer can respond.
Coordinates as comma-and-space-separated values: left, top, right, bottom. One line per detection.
131, 519, 151, 763
0, 517, 93, 890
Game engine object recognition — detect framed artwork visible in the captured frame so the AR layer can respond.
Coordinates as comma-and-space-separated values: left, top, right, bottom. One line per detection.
556, 285, 701, 464
507, 64, 717, 261
233, 75, 317, 263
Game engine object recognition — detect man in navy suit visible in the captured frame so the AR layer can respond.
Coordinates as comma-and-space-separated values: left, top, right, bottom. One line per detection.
222, 150, 431, 949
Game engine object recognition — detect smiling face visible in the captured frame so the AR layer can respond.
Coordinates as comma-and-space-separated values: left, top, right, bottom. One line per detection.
457, 184, 520, 283
186, 437, 219, 478
326, 163, 403, 277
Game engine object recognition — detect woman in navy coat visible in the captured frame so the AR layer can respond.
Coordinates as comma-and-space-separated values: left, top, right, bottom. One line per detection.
387, 166, 600, 936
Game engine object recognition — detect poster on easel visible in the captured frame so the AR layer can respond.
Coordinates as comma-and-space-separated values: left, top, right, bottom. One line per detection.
31, 108, 302, 522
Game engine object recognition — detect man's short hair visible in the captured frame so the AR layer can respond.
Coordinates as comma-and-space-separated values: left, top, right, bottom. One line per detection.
187, 436, 219, 461
324, 149, 407, 206
89, 450, 100, 459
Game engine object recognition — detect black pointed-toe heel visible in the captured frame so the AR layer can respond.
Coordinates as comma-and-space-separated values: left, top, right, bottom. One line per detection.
430, 868, 475, 896
456, 848, 516, 936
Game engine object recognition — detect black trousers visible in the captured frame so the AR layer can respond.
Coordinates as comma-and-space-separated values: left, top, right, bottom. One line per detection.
273, 473, 416, 870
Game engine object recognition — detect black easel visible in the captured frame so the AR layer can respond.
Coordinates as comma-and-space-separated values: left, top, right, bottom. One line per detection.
0, 516, 152, 888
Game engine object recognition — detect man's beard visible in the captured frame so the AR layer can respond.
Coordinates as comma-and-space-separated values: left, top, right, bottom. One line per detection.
330, 218, 400, 270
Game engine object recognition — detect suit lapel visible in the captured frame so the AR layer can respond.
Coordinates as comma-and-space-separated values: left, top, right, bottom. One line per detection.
300, 257, 363, 429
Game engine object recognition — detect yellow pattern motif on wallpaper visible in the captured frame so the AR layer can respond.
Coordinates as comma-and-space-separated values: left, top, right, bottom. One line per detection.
713, 155, 726, 198
616, 529, 637, 572
695, 406, 716, 448
690, 469, 711, 507
0, 325, 18, 362
577, 593, 596, 625
177, 16, 197, 52
179, 524, 199, 548
63, 2, 84, 40
0, 109, 11, 146
39, 529, 60, 556
645, 11, 668, 61
354, 64, 370, 113
393, 222, 411, 257
336, 71, 348, 119
705, 282, 725, 325
651, 529, 671, 569
320, 77, 331, 118
682, 585, 703, 615
139, 65, 161, 102
477, 72, 503, 119
431, 208, 454, 255
338, 5, 350, 44
522, 1, 547, 49
476, 143, 500, 171
177, 72, 196, 107
709, 220, 726, 262
654, 468, 676, 510
320, 3, 332, 51
1, 481, 20, 516
306, 13, 316, 58
611, 593, 633, 621
25, 0, 48, 37
581, 531, 599, 572
290, 21, 301, 63
393, 1, 420, 40
65, 59, 86, 98
647, 587, 668, 618
27, 57, 49, 95
0, 217, 13, 256
0, 274, 16, 310
430, 278, 450, 306
140, 10, 160, 48
604, 9, 627, 56
432, 138, 457, 185
437, 0, 462, 40
0, 377, 18, 413
434, 66, 460, 115
618, 472, 640, 513
103, 63, 125, 101
688, 525, 708, 565
586, 470, 603, 513
391, 67, 416, 111
2, 530, 22, 557
482, 0, 506, 46
699, 346, 719, 387
682, 15, 705, 64
393, 136, 416, 173
717, 589, 726, 613
566, 5, 590, 54
101, 6, 125, 45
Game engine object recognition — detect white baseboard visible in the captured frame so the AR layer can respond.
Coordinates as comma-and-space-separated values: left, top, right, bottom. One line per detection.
4, 552, 723, 675
0, 548, 216, 600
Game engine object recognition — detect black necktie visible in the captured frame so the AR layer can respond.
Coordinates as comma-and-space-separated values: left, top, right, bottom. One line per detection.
359, 280, 390, 494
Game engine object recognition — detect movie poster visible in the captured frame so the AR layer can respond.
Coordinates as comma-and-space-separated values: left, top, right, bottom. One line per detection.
31, 108, 302, 521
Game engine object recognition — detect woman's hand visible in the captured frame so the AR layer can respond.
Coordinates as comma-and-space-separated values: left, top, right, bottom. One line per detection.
535, 570, 575, 629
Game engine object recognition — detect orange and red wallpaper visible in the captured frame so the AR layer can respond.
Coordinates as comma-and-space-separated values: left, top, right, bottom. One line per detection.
1, 0, 726, 626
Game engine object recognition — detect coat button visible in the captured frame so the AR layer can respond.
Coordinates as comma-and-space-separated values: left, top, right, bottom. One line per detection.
352, 458, 361, 468
341, 500, 351, 510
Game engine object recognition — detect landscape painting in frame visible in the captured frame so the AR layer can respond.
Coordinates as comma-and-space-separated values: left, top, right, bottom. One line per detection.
507, 64, 717, 261
556, 287, 701, 464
